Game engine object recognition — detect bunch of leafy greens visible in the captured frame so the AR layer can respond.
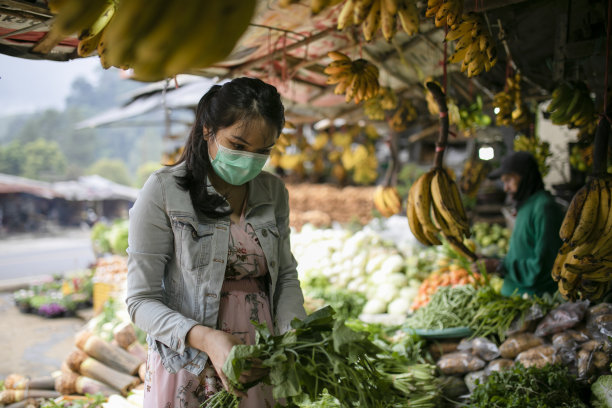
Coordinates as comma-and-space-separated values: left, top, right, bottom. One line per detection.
467, 363, 588, 408
220, 306, 440, 408
468, 286, 560, 341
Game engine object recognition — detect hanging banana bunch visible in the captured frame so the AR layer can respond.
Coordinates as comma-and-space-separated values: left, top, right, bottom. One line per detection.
363, 87, 398, 120
459, 156, 490, 198
337, 0, 421, 41
546, 81, 598, 130
48, 0, 257, 81
552, 118, 612, 301
425, 0, 462, 28
388, 99, 417, 131
324, 51, 380, 104
494, 73, 531, 130
553, 176, 612, 301
446, 13, 497, 77
406, 81, 476, 260
407, 166, 475, 258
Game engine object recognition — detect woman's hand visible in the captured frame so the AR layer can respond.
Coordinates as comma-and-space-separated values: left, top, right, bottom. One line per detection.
186, 325, 268, 396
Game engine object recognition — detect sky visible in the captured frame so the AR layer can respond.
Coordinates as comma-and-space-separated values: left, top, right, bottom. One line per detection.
0, 53, 101, 116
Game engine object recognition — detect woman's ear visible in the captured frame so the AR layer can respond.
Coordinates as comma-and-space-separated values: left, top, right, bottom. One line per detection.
202, 126, 211, 140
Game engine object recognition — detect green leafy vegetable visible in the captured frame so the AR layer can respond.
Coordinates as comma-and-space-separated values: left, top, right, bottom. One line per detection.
467, 363, 588, 408
222, 306, 440, 407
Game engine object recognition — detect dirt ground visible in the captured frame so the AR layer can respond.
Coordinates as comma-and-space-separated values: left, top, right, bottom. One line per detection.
0, 292, 92, 381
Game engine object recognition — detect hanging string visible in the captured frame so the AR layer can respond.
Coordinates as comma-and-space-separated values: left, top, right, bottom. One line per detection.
443, 24, 448, 94
603, 0, 611, 118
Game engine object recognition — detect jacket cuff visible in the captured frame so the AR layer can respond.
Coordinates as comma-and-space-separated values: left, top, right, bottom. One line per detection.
171, 318, 200, 355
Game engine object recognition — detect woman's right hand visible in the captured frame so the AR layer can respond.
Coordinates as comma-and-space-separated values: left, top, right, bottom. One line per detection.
186, 325, 267, 396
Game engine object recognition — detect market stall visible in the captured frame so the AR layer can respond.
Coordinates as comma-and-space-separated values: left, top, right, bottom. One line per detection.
1, 0, 611, 407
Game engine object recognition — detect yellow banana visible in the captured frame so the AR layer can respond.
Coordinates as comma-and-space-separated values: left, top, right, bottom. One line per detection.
551, 251, 569, 282
407, 182, 437, 245
328, 51, 351, 62
374, 186, 393, 217
78, 0, 115, 41
569, 179, 600, 247
77, 25, 105, 57
382, 186, 402, 214
443, 233, 477, 261
354, 0, 376, 24
337, 0, 356, 29
362, 0, 381, 42
413, 171, 437, 233
380, 0, 397, 42
397, 0, 419, 35
425, 0, 442, 18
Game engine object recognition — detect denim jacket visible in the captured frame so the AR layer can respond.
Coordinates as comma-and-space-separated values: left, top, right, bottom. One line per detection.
126, 162, 306, 376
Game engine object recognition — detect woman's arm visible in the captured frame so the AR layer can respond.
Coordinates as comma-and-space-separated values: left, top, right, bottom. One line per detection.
273, 183, 307, 334
126, 174, 200, 355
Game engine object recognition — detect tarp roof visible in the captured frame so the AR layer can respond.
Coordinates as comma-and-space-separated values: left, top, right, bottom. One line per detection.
0, 173, 138, 201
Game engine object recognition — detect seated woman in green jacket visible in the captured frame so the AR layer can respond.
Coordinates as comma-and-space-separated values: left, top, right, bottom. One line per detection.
472, 151, 564, 297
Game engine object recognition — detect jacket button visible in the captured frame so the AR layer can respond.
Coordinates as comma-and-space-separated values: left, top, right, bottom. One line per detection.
270, 260, 276, 268
262, 230, 268, 237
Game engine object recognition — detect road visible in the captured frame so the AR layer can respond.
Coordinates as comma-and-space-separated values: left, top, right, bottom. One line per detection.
0, 228, 95, 286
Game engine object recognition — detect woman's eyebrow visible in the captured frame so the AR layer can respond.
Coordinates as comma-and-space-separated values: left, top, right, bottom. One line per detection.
231, 135, 275, 149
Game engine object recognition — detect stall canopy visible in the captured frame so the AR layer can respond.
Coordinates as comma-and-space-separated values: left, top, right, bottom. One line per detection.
0, 173, 138, 201
1, 0, 608, 125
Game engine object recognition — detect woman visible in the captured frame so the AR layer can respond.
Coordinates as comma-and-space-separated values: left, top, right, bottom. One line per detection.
126, 77, 306, 407
472, 151, 564, 297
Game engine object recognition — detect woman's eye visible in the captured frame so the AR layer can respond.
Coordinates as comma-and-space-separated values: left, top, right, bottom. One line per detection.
232, 143, 246, 150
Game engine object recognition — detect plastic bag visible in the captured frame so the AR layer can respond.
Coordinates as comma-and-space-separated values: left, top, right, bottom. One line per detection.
515, 344, 561, 368
499, 332, 544, 359
464, 370, 488, 393
552, 331, 578, 350
484, 358, 514, 375
534, 300, 590, 337
506, 303, 545, 336
472, 337, 501, 361
436, 351, 486, 375
587, 313, 612, 340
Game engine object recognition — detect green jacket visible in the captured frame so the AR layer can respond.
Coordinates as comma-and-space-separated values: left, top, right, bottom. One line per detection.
501, 190, 564, 297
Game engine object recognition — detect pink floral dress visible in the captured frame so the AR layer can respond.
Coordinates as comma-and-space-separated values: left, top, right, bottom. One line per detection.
143, 211, 275, 408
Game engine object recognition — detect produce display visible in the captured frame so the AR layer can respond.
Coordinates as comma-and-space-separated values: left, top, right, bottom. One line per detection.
292, 224, 425, 316
372, 185, 403, 217
13, 270, 94, 318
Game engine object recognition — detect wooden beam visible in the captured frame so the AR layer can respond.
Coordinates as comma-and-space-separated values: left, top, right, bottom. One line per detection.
463, 0, 530, 13
0, 0, 52, 18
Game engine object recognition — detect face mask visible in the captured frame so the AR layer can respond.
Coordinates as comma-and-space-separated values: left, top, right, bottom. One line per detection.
209, 137, 269, 185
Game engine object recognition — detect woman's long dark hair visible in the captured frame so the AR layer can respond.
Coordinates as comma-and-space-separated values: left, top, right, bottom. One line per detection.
174, 77, 285, 218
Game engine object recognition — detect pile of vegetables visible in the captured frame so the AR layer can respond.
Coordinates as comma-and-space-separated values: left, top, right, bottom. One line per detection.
217, 306, 441, 407
292, 224, 431, 317
410, 264, 482, 310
